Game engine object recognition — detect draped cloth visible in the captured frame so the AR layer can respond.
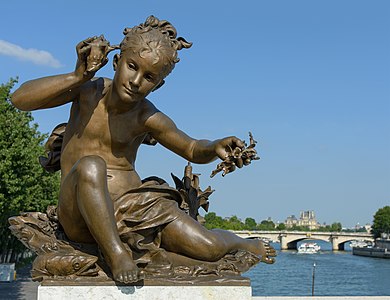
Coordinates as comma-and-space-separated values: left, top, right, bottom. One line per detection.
113, 180, 184, 267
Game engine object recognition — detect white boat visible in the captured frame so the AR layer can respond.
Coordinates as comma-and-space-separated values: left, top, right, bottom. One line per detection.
298, 242, 320, 254
349, 240, 371, 248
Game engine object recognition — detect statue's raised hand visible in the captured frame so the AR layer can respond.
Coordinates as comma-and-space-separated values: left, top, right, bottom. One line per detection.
74, 35, 119, 80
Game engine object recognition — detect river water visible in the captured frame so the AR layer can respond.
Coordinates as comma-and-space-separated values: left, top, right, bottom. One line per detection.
245, 240, 390, 297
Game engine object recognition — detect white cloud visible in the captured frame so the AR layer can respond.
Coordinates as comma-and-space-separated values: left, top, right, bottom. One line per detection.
0, 40, 62, 68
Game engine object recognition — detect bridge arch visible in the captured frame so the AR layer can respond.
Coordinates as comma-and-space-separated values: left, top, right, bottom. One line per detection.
283, 237, 331, 250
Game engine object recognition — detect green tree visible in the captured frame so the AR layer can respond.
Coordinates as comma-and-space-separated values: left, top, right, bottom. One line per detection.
288, 225, 310, 231
330, 222, 342, 232
0, 78, 60, 263
276, 223, 286, 230
244, 217, 257, 230
205, 213, 246, 230
257, 219, 276, 230
371, 206, 390, 239
227, 215, 245, 230
204, 212, 225, 229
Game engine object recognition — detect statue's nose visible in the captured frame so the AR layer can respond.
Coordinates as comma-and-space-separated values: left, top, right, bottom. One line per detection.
130, 72, 142, 88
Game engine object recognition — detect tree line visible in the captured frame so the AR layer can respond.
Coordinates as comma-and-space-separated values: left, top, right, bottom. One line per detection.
204, 212, 345, 232
204, 210, 390, 236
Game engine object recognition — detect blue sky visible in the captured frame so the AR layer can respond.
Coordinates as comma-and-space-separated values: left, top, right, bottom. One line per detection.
1, 1, 389, 228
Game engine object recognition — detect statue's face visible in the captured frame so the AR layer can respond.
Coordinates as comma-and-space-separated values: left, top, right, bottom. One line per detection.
113, 48, 168, 103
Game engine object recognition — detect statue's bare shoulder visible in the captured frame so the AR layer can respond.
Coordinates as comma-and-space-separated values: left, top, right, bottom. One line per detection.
76, 77, 111, 102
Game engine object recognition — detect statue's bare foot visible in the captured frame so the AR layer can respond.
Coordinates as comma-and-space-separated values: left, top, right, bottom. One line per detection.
248, 239, 277, 264
106, 251, 144, 283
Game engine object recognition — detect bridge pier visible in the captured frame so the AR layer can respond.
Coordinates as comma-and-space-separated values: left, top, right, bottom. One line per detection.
280, 234, 287, 250
331, 237, 338, 251
279, 235, 298, 250
330, 236, 345, 251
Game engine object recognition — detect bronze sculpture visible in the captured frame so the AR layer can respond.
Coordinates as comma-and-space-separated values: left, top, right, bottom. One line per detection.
9, 16, 275, 284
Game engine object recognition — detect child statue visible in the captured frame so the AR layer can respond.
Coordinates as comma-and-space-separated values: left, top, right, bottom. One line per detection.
10, 16, 275, 283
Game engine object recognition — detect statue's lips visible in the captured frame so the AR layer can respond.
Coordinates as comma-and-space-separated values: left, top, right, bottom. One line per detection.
125, 87, 138, 96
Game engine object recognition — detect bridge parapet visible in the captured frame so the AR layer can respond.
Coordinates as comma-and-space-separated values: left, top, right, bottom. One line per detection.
231, 230, 374, 251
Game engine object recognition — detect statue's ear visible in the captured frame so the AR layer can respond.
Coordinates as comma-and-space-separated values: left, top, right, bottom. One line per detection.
152, 80, 165, 92
113, 54, 120, 71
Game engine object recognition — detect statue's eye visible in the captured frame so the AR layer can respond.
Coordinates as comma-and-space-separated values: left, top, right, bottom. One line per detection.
145, 73, 154, 82
128, 63, 136, 70
73, 262, 80, 270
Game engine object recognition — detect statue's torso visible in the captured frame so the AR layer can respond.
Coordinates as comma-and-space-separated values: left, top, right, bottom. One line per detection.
60, 80, 147, 194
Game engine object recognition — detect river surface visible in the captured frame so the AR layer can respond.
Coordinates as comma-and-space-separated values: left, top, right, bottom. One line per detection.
244, 240, 390, 297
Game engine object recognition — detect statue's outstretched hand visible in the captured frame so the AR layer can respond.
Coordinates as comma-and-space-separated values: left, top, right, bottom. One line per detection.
211, 132, 260, 178
74, 35, 119, 81
215, 136, 245, 167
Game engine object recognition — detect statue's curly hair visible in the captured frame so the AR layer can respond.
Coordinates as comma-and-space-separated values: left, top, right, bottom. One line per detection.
120, 16, 192, 75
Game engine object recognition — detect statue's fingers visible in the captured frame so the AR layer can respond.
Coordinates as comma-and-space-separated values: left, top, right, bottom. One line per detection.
236, 139, 246, 149
227, 136, 243, 149
227, 164, 236, 174
100, 57, 109, 68
224, 145, 233, 157
78, 45, 91, 60
87, 63, 101, 73
76, 37, 96, 51
236, 157, 244, 168
85, 36, 98, 43
76, 41, 84, 52
243, 158, 251, 166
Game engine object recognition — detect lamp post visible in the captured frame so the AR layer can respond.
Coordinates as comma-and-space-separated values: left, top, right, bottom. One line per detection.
311, 262, 316, 296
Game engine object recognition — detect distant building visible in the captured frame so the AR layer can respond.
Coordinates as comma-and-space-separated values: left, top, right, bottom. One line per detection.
285, 215, 298, 228
285, 210, 320, 230
364, 223, 371, 233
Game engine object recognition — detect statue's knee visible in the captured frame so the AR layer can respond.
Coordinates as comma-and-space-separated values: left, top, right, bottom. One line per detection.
76, 155, 106, 184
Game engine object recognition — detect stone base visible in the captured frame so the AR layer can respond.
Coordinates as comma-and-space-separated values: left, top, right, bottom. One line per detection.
37, 284, 252, 300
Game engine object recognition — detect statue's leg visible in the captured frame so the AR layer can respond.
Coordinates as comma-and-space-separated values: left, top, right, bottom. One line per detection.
57, 155, 142, 283
160, 211, 276, 263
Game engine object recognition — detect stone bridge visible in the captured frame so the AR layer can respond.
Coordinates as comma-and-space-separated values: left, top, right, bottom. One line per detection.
232, 230, 374, 251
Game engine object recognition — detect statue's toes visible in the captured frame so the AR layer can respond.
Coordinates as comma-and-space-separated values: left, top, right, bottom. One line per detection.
261, 256, 276, 264
267, 248, 277, 257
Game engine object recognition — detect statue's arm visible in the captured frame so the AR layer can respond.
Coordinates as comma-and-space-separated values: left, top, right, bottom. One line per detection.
11, 74, 84, 111
12, 37, 111, 111
144, 104, 244, 164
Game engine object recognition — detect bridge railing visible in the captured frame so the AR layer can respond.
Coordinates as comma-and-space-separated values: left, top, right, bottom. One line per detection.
231, 230, 373, 237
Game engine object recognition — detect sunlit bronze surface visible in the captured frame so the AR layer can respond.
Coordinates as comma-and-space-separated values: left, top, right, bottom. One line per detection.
9, 16, 275, 284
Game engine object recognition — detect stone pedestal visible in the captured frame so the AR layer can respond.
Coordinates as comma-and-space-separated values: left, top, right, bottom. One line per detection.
37, 278, 252, 300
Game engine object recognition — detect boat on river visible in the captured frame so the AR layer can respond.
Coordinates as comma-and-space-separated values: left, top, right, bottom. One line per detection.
352, 238, 390, 259
297, 242, 320, 254
349, 240, 372, 248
